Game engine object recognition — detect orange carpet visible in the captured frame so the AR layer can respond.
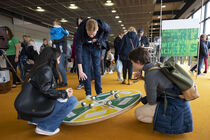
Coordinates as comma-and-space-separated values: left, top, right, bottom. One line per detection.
0, 65, 210, 140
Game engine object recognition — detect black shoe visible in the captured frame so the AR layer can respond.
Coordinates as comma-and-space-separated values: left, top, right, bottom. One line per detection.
203, 71, 207, 73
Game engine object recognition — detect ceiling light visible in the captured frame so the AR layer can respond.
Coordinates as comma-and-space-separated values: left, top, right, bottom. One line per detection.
158, 16, 161, 18
36, 7, 45, 12
111, 10, 116, 13
69, 3, 78, 9
105, 0, 114, 6
121, 24, 124, 26
154, 23, 158, 25
118, 20, 122, 23
122, 27, 126, 29
162, 5, 166, 8
87, 17, 91, 18
115, 16, 120, 19
60, 18, 68, 23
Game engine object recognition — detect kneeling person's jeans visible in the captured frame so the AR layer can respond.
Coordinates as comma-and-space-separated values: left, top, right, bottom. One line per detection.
32, 96, 78, 132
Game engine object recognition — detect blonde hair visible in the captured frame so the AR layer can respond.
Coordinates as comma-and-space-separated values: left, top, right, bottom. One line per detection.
53, 20, 61, 26
86, 19, 98, 32
128, 27, 137, 34
27, 36, 34, 42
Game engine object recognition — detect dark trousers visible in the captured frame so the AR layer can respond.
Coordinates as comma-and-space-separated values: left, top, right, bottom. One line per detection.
122, 60, 133, 80
101, 59, 105, 75
82, 46, 102, 96
190, 57, 204, 75
7, 55, 18, 84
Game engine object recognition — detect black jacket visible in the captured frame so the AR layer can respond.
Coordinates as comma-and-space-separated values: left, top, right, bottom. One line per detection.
119, 32, 139, 61
114, 36, 122, 61
139, 36, 149, 47
14, 65, 67, 121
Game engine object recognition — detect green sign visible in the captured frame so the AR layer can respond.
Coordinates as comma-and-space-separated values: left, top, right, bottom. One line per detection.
161, 28, 199, 56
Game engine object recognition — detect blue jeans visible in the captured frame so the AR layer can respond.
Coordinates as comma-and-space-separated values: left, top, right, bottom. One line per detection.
58, 53, 67, 83
18, 56, 27, 80
82, 46, 102, 95
190, 57, 204, 75
32, 96, 78, 132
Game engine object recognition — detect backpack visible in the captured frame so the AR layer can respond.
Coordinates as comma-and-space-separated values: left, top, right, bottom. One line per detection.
149, 57, 199, 101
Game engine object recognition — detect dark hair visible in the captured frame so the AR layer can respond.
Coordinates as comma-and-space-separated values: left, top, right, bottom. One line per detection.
76, 17, 83, 26
23, 47, 61, 86
5, 26, 13, 40
43, 38, 47, 41
128, 47, 151, 64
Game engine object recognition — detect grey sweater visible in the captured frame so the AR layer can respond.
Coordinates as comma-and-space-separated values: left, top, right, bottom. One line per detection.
142, 63, 174, 105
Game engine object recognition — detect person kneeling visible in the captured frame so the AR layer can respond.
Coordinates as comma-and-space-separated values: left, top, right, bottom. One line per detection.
129, 47, 193, 135
14, 47, 78, 136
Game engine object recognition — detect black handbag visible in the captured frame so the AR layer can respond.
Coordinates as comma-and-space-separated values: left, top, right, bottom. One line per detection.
14, 82, 56, 118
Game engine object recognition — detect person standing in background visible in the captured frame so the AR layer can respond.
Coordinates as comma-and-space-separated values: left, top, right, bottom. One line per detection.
5, 26, 21, 88
18, 35, 28, 80
203, 35, 210, 73
114, 30, 125, 81
40, 38, 51, 53
137, 28, 149, 47
50, 20, 69, 87
190, 34, 209, 76
119, 27, 139, 85
27, 36, 39, 54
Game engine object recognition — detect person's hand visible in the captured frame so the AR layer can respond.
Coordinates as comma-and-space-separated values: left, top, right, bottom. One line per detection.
15, 57, 19, 63
27, 59, 34, 64
134, 72, 144, 80
66, 88, 73, 98
101, 56, 104, 60
29, 60, 34, 64
79, 71, 87, 81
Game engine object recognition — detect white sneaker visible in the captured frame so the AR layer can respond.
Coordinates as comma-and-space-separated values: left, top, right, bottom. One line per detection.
189, 70, 194, 75
118, 77, 124, 81
35, 127, 60, 136
28, 121, 37, 126
109, 70, 113, 74
86, 95, 92, 99
198, 73, 205, 76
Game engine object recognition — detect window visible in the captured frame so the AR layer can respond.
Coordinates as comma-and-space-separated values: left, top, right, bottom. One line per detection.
207, 1, 210, 18
200, 22, 204, 34
193, 9, 200, 20
187, 16, 192, 19
205, 19, 210, 35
